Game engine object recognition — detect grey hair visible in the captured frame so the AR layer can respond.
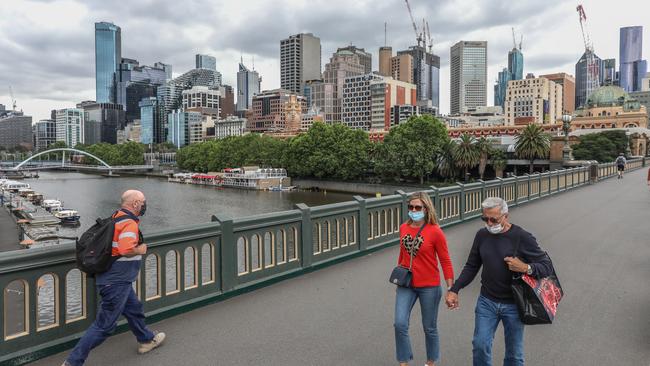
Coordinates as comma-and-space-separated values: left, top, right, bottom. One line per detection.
481, 197, 508, 214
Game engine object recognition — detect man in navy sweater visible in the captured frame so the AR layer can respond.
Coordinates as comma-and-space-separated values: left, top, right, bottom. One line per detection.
446, 197, 552, 366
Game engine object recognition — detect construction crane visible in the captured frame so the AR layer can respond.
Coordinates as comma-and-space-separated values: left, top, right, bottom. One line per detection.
511, 27, 523, 50
404, 0, 423, 47
576, 4, 599, 105
8, 86, 17, 111
425, 20, 433, 53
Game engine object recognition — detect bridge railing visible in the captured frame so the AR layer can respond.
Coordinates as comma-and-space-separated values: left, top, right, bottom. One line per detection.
597, 157, 645, 180
0, 161, 645, 365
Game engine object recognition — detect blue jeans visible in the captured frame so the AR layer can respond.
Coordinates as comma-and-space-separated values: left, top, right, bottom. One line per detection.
66, 283, 154, 366
394, 285, 442, 363
473, 295, 525, 366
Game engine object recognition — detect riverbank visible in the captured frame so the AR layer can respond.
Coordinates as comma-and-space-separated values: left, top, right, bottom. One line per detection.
292, 178, 453, 196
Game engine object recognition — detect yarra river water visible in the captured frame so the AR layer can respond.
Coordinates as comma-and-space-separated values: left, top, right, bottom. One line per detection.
5, 171, 358, 336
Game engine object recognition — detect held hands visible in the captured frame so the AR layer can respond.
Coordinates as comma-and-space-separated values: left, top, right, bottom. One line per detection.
504, 256, 528, 273
135, 243, 148, 255
445, 291, 459, 310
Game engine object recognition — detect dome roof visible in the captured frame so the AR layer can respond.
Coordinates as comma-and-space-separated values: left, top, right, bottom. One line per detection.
587, 85, 629, 107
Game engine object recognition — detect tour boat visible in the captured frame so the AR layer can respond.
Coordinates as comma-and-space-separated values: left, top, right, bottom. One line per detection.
18, 188, 35, 197
53, 209, 80, 224
42, 199, 62, 211
27, 193, 44, 205
3, 181, 30, 192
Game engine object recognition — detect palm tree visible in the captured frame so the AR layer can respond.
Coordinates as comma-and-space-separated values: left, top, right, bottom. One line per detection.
490, 149, 507, 178
453, 134, 480, 181
476, 137, 493, 180
515, 124, 551, 173
435, 140, 457, 180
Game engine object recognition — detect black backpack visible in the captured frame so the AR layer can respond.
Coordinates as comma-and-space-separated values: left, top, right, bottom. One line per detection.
75, 212, 134, 276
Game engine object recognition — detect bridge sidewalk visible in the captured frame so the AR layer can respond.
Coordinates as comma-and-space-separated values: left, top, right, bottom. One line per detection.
31, 168, 650, 365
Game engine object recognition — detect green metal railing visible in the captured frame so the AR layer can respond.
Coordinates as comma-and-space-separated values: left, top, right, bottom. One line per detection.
0, 158, 646, 365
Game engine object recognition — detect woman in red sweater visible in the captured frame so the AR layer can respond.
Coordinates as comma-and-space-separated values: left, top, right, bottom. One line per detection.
394, 192, 454, 366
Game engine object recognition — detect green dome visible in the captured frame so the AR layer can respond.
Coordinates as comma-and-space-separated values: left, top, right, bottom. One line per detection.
587, 85, 629, 107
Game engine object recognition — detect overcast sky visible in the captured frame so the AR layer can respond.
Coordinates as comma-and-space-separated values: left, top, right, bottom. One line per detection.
0, 0, 648, 122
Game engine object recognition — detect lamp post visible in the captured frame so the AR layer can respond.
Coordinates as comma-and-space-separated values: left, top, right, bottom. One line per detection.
561, 114, 574, 161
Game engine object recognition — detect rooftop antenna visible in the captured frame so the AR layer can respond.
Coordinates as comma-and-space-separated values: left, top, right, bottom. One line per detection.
384, 22, 387, 46
252, 55, 255, 70
511, 27, 517, 49
519, 34, 523, 50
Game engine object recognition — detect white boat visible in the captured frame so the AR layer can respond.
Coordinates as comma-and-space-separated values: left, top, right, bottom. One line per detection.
3, 181, 30, 192
18, 188, 35, 197
53, 209, 80, 223
268, 185, 296, 192
42, 199, 62, 211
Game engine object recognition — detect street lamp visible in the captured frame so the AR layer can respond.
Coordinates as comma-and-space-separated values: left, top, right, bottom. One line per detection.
561, 114, 574, 161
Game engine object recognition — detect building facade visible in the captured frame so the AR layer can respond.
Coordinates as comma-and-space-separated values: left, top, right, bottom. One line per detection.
321, 49, 366, 123
246, 89, 307, 133
196, 54, 216, 70
602, 58, 617, 85
450, 41, 488, 114
236, 60, 261, 112
504, 77, 563, 126
390, 104, 437, 127
214, 116, 246, 139
116, 58, 167, 123
303, 80, 337, 123
219, 85, 235, 118
182, 86, 220, 117
55, 108, 85, 147
573, 85, 648, 130
34, 119, 56, 151
378, 46, 393, 77
167, 110, 202, 148
494, 68, 511, 109
391, 53, 413, 83
575, 51, 604, 109
397, 45, 441, 109
280, 33, 321, 95
80, 102, 125, 144
342, 74, 417, 131
0, 111, 32, 150
139, 97, 159, 144
540, 73, 576, 114
619, 26, 646, 92
336, 45, 372, 74
95, 22, 121, 103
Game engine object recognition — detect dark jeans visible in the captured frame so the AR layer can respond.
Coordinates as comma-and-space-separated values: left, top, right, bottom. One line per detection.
472, 295, 525, 366
66, 283, 154, 366
394, 285, 442, 363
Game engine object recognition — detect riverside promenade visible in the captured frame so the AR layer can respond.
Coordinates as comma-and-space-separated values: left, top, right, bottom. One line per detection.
27, 167, 650, 365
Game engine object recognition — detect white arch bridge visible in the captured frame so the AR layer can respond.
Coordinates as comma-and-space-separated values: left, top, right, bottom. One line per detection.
5, 148, 153, 175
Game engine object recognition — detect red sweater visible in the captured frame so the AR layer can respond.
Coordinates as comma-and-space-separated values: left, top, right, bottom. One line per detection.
398, 223, 454, 287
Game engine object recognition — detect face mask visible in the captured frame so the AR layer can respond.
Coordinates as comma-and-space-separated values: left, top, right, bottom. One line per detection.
408, 210, 425, 222
486, 223, 503, 234
138, 201, 147, 216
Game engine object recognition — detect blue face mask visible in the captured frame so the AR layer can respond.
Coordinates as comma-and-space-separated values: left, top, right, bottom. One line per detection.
408, 210, 425, 222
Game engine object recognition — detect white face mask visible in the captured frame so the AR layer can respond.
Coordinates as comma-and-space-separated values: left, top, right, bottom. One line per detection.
486, 223, 503, 234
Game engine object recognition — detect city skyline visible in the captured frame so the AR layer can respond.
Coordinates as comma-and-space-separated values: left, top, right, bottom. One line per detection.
0, 0, 647, 122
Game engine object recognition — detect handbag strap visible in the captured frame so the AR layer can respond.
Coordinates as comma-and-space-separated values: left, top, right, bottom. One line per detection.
407, 223, 427, 270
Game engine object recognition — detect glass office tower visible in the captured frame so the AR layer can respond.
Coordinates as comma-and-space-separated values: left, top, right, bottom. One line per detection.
95, 22, 121, 103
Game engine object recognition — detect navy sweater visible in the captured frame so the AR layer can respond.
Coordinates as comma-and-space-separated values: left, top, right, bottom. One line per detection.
450, 224, 552, 303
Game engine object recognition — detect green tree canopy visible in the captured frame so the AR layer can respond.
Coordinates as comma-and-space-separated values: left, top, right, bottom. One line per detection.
375, 115, 449, 184
572, 130, 628, 163
453, 134, 480, 181
515, 124, 551, 173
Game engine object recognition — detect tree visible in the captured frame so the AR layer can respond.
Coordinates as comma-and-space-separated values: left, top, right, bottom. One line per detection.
572, 130, 628, 162
435, 140, 458, 180
490, 149, 507, 178
476, 137, 493, 180
453, 134, 480, 181
515, 124, 550, 173
375, 115, 449, 184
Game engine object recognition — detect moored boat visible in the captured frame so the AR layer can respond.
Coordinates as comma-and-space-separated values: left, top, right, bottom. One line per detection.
53, 209, 80, 224
42, 199, 62, 211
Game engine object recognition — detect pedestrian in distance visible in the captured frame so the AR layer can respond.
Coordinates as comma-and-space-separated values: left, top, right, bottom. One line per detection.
393, 192, 454, 366
615, 153, 627, 179
445, 197, 553, 366
63, 190, 165, 366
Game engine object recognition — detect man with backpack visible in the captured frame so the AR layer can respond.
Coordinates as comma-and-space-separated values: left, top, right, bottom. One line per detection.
63, 190, 165, 366
615, 153, 627, 179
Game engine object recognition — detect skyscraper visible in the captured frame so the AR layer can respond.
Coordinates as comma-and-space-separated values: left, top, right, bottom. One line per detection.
280, 33, 321, 95
508, 47, 524, 81
379, 46, 393, 76
55, 108, 85, 147
619, 26, 646, 92
397, 45, 441, 109
139, 97, 159, 144
575, 51, 604, 109
336, 45, 372, 74
196, 54, 217, 71
236, 60, 261, 112
494, 68, 511, 109
602, 58, 617, 85
116, 58, 167, 123
540, 73, 576, 114
95, 22, 121, 103
450, 41, 488, 114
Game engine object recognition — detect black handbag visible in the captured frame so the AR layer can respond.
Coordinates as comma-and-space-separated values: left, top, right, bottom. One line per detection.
389, 223, 426, 287
510, 233, 564, 325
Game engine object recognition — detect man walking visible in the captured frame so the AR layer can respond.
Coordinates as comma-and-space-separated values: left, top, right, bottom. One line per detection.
63, 190, 165, 366
445, 197, 551, 366
615, 153, 627, 179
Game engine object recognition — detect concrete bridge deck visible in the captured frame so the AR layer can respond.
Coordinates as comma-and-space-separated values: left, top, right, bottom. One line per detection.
32, 168, 650, 365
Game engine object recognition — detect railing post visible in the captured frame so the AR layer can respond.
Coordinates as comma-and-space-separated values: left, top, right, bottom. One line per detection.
429, 186, 440, 219
495, 177, 504, 199
457, 182, 465, 221
295, 203, 313, 268
526, 173, 531, 200
479, 179, 486, 202
395, 190, 409, 224
213, 214, 236, 292
353, 196, 368, 252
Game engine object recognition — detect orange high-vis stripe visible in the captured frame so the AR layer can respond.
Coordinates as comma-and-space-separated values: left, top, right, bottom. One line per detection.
111, 211, 139, 256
